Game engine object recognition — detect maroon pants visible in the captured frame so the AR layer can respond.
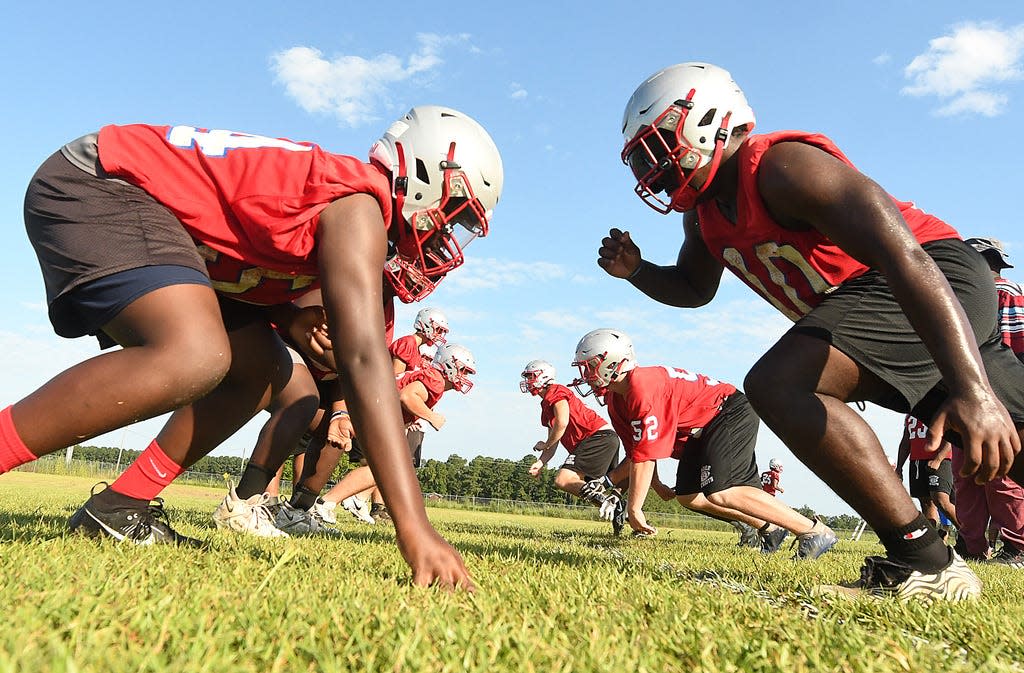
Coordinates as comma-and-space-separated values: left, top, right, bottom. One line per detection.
952, 446, 1024, 555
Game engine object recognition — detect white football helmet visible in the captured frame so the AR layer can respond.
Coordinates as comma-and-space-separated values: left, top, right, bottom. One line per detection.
371, 105, 504, 303
769, 458, 783, 472
520, 359, 556, 395
413, 307, 449, 345
621, 62, 754, 213
571, 328, 636, 400
432, 343, 476, 394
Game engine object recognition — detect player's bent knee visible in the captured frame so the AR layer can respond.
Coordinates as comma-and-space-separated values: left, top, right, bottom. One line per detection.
153, 333, 232, 396
742, 366, 775, 413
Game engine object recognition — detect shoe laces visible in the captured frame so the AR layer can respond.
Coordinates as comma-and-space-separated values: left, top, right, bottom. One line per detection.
249, 494, 279, 530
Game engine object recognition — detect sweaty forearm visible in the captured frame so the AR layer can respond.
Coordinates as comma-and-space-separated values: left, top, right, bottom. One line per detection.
627, 260, 714, 308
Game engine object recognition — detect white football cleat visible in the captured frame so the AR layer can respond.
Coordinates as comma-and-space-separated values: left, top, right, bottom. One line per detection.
342, 496, 376, 525
311, 499, 338, 525
213, 486, 289, 538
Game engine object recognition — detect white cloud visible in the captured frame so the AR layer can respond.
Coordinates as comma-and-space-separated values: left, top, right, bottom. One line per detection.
529, 310, 588, 332
873, 52, 891, 65
442, 257, 569, 291
509, 82, 528, 100
270, 33, 467, 127
902, 22, 1024, 117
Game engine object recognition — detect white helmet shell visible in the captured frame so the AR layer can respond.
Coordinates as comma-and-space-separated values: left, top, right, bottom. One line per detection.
371, 106, 504, 303
572, 328, 636, 397
769, 458, 783, 472
622, 62, 754, 158
414, 307, 449, 344
621, 62, 754, 213
520, 359, 556, 394
432, 342, 476, 394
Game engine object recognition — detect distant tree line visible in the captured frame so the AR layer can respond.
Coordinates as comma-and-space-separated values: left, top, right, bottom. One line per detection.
69, 444, 862, 527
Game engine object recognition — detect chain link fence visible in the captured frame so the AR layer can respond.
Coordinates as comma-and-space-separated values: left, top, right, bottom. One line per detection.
18, 455, 869, 537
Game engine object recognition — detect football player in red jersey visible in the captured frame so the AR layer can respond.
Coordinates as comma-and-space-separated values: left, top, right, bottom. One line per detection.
571, 328, 837, 558
315, 343, 477, 517
286, 305, 450, 523
2, 105, 502, 590
894, 415, 959, 532
599, 62, 1024, 599
759, 458, 784, 496
519, 359, 627, 533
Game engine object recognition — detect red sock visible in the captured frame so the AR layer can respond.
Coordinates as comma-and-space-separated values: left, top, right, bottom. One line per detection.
110, 439, 184, 500
0, 406, 38, 474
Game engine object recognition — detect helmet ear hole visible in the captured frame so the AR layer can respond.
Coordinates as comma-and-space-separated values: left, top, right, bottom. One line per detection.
415, 159, 430, 184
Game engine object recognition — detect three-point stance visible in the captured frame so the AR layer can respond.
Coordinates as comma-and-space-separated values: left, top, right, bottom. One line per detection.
2, 106, 504, 589
603, 61, 1024, 599
571, 328, 837, 558
519, 359, 626, 534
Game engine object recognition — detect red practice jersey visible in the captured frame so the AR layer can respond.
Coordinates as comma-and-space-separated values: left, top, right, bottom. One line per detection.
539, 384, 609, 453
996, 276, 1024, 356
606, 366, 736, 462
760, 469, 782, 495
905, 415, 938, 461
97, 124, 393, 306
696, 131, 960, 321
397, 367, 446, 425
389, 334, 424, 372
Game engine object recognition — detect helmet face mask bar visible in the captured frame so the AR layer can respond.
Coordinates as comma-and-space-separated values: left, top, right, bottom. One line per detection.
620, 62, 755, 214
621, 96, 734, 214
570, 328, 637, 404
520, 360, 556, 395
434, 343, 476, 394
387, 144, 489, 303
372, 106, 503, 305
414, 307, 449, 345
569, 354, 610, 401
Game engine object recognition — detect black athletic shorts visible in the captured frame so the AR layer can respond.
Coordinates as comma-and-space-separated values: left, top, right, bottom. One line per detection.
909, 458, 954, 499
793, 239, 1024, 428
675, 392, 763, 496
560, 429, 620, 480
23, 151, 211, 344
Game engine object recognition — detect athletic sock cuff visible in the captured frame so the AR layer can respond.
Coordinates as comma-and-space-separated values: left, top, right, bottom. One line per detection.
0, 406, 38, 474
110, 439, 185, 500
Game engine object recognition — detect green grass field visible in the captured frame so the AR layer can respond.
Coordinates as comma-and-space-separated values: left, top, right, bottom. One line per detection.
1, 473, 1022, 673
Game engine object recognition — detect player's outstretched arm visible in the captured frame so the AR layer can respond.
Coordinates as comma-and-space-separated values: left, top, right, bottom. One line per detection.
317, 194, 472, 590
759, 142, 1020, 483
626, 459, 658, 534
598, 216, 724, 308
399, 382, 445, 431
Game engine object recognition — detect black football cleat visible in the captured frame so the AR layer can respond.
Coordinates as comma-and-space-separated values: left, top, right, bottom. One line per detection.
69, 484, 204, 548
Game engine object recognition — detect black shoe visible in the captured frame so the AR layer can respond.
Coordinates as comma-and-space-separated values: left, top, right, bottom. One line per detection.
69, 484, 204, 548
987, 540, 1024, 569
611, 496, 627, 537
370, 503, 392, 523
759, 525, 789, 554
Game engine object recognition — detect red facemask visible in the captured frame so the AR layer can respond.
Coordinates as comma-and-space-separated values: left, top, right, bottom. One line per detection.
386, 142, 489, 303
622, 93, 733, 214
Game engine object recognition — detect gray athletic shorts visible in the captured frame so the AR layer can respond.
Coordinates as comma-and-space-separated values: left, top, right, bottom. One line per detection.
23, 150, 210, 341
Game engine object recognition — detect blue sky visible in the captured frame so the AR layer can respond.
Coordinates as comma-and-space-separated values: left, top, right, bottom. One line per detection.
2, 2, 1023, 516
